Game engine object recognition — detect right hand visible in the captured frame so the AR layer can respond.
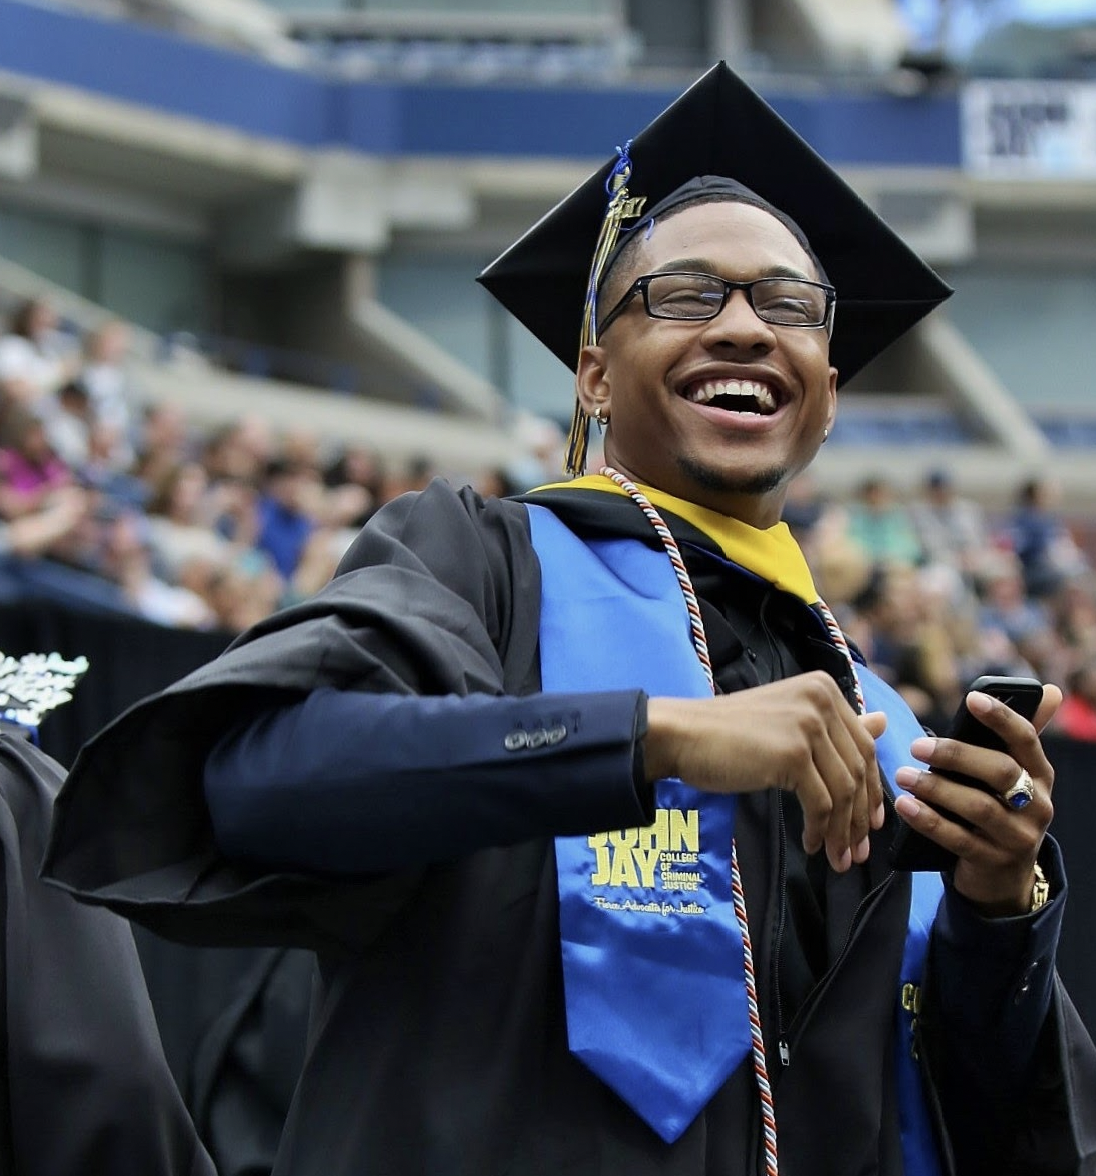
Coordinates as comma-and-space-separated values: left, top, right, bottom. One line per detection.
644, 670, 887, 873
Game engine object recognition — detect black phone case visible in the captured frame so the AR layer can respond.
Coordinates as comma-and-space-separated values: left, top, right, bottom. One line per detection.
889, 675, 1043, 872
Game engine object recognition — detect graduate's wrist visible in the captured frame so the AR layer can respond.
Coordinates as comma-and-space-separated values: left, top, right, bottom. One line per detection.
642, 697, 689, 784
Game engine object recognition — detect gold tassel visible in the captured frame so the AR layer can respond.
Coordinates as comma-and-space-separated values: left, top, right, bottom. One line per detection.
565, 146, 646, 476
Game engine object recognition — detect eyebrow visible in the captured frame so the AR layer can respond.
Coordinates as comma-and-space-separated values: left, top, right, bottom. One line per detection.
648, 257, 814, 281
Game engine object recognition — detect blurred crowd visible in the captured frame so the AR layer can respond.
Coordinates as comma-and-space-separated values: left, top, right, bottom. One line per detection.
0, 297, 525, 635
786, 469, 1096, 743
4, 295, 1096, 743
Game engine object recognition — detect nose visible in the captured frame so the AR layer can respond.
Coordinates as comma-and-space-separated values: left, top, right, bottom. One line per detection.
698, 288, 776, 349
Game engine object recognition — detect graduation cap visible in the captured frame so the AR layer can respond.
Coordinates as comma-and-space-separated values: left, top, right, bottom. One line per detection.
478, 60, 953, 473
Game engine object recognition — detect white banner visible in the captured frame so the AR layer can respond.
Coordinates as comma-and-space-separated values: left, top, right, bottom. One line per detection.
962, 80, 1096, 177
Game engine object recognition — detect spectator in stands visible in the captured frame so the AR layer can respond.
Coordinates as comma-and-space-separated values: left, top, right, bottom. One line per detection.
779, 471, 825, 541
205, 559, 283, 633
276, 428, 373, 532
202, 421, 258, 486
1046, 570, 1096, 659
41, 379, 94, 473
0, 298, 76, 410
1007, 476, 1088, 600
100, 508, 216, 629
976, 549, 1067, 684
323, 443, 382, 528
474, 466, 520, 500
133, 401, 190, 493
255, 456, 316, 583
0, 484, 88, 562
908, 467, 991, 584
207, 414, 276, 487
378, 453, 439, 503
843, 474, 924, 569
504, 413, 567, 493
0, 407, 73, 519
81, 319, 137, 471
280, 425, 323, 474
1053, 654, 1096, 742
849, 563, 966, 732
144, 461, 235, 584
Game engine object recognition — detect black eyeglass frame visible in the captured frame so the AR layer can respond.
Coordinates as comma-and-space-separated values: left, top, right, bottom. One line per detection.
597, 270, 837, 338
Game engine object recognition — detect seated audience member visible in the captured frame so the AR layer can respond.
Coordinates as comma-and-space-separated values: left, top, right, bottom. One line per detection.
134, 402, 192, 492
144, 461, 235, 584
849, 564, 966, 733
42, 379, 94, 472
1046, 571, 1096, 658
976, 550, 1071, 685
0, 407, 73, 518
101, 510, 216, 629
0, 298, 75, 408
843, 475, 925, 569
323, 444, 384, 527
1007, 477, 1088, 600
474, 466, 520, 501
1054, 655, 1096, 742
0, 484, 88, 563
81, 319, 136, 470
909, 467, 991, 584
255, 457, 317, 583
205, 559, 284, 633
202, 415, 276, 489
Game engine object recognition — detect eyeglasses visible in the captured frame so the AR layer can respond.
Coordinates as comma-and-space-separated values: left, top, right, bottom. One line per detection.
598, 271, 836, 336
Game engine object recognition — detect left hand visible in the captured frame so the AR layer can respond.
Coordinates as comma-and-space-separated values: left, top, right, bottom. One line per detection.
893, 685, 1063, 916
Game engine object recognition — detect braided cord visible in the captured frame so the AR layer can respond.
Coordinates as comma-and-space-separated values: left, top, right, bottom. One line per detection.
815, 600, 865, 713
600, 466, 779, 1176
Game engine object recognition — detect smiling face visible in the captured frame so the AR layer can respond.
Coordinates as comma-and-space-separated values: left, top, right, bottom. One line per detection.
577, 200, 838, 528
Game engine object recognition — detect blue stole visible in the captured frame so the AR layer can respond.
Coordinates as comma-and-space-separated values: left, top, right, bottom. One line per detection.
527, 503, 945, 1170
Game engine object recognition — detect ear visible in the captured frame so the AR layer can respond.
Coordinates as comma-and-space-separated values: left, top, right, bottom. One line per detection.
824, 366, 838, 434
576, 344, 611, 419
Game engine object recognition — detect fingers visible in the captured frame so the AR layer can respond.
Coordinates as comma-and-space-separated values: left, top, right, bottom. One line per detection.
783, 675, 884, 874
859, 711, 888, 831
1032, 683, 1064, 735
893, 687, 1060, 913
926, 689, 1056, 802
806, 708, 885, 870
645, 672, 886, 875
894, 762, 1050, 862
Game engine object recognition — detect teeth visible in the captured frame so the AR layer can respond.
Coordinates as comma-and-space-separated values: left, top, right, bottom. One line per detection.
685, 380, 776, 412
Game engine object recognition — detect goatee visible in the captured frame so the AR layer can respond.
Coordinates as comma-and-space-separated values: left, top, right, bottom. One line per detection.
677, 455, 786, 498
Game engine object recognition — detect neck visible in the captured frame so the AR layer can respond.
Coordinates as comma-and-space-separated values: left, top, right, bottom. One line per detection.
602, 459, 789, 530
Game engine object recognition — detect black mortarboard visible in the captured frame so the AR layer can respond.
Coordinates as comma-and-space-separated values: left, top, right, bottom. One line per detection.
478, 61, 953, 473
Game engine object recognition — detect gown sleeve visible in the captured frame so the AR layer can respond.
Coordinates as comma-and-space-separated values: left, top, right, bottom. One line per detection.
203, 686, 651, 875
924, 837, 1096, 1173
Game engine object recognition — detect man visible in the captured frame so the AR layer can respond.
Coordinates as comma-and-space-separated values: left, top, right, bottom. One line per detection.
44, 64, 1096, 1175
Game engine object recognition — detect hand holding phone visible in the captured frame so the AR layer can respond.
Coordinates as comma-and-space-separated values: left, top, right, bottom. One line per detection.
890, 675, 1044, 872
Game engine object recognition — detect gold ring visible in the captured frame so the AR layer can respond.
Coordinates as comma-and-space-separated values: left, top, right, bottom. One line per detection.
1003, 768, 1035, 811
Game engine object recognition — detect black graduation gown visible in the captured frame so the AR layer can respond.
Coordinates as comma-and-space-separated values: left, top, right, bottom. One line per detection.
0, 723, 214, 1176
42, 480, 1096, 1176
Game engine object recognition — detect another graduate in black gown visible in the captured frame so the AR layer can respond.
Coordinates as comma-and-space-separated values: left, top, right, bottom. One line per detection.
0, 652, 214, 1176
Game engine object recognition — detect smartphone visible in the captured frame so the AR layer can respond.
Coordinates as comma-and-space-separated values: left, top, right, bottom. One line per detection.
890, 675, 1044, 872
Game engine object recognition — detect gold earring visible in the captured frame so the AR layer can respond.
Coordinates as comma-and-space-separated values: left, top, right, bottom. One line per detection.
594, 406, 609, 432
